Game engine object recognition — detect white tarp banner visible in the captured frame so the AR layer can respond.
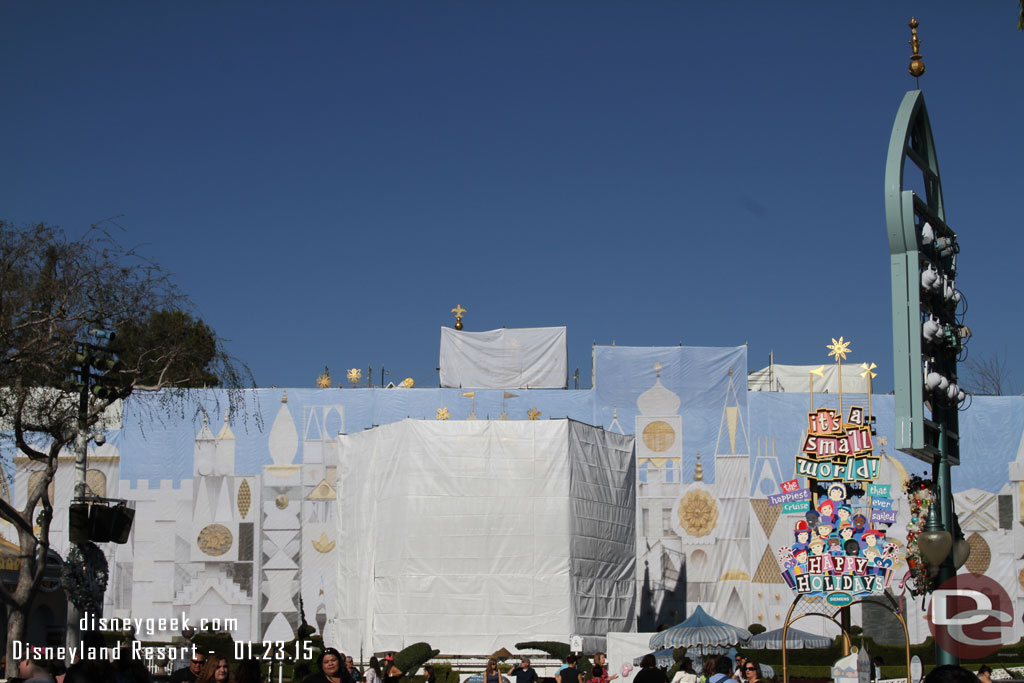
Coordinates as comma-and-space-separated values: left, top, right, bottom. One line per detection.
748, 363, 870, 393
439, 327, 567, 389
337, 419, 635, 654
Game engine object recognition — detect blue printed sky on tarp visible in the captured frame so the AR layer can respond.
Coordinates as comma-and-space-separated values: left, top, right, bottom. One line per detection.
23, 343, 1013, 494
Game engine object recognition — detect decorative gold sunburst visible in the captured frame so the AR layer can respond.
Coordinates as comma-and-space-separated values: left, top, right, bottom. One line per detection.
197, 524, 233, 557
827, 336, 852, 362
677, 489, 719, 537
347, 368, 362, 387
527, 407, 542, 420
436, 407, 450, 420
317, 365, 332, 388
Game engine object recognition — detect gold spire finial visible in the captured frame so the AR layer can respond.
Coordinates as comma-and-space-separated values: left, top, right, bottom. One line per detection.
451, 304, 466, 330
908, 17, 926, 81
316, 365, 332, 388
694, 453, 704, 482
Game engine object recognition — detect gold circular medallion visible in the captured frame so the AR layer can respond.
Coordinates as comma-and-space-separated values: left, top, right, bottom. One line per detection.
677, 489, 718, 537
275, 494, 289, 509
197, 524, 233, 556
642, 420, 676, 453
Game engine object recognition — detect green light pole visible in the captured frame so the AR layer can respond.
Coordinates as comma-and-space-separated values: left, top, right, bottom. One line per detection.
885, 18, 969, 668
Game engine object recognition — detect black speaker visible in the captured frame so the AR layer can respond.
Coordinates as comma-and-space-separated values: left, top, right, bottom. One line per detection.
110, 505, 136, 544
69, 503, 90, 544
88, 504, 114, 543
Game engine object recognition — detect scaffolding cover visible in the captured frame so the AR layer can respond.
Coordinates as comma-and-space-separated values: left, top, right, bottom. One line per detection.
336, 418, 636, 654
440, 327, 567, 389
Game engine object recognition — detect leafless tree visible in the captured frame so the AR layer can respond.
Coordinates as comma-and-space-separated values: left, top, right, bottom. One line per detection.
962, 351, 1016, 396
0, 220, 254, 676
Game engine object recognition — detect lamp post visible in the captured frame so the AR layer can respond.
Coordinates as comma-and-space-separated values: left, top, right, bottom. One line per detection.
885, 18, 970, 668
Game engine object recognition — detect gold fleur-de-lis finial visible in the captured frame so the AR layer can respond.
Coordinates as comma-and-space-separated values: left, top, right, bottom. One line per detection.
436, 406, 450, 420
827, 337, 851, 362
451, 304, 466, 330
527, 407, 542, 420
908, 17, 925, 81
316, 365, 331, 388
347, 368, 362, 387
859, 362, 878, 379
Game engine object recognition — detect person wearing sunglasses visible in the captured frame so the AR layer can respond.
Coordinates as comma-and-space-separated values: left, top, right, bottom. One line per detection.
170, 652, 207, 682
741, 661, 763, 683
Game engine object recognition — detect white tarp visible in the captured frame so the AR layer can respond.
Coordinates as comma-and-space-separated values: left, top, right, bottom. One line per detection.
440, 327, 567, 389
748, 363, 870, 393
336, 419, 635, 654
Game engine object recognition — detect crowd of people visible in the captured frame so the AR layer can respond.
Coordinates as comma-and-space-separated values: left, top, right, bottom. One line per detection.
2, 644, 1002, 683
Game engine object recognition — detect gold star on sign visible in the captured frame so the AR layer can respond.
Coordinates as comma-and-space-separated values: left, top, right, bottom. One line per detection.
827, 337, 851, 362
860, 362, 878, 379
527, 407, 541, 420
436, 407, 450, 420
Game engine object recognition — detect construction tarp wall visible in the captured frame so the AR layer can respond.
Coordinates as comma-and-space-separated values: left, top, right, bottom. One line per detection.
440, 327, 567, 389
336, 419, 636, 654
748, 363, 870, 393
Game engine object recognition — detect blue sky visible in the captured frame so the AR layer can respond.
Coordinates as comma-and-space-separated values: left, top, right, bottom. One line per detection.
2, 2, 1021, 391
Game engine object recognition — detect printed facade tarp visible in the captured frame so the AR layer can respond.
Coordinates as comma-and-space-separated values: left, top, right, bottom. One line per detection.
3, 342, 1023, 654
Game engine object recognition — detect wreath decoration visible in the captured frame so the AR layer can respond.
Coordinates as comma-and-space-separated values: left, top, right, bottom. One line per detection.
61, 542, 109, 613
903, 472, 935, 597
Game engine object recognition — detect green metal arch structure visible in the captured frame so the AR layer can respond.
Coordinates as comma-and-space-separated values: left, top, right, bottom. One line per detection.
885, 89, 960, 464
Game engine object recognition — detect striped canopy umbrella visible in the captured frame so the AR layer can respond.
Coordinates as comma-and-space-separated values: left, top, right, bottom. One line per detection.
744, 626, 833, 650
649, 606, 752, 655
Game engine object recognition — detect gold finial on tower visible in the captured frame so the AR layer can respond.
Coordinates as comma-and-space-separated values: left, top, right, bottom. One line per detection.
316, 365, 332, 388
908, 17, 926, 82
451, 304, 466, 330
694, 453, 704, 482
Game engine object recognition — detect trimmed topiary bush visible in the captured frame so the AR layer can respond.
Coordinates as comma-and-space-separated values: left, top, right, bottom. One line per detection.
395, 642, 441, 676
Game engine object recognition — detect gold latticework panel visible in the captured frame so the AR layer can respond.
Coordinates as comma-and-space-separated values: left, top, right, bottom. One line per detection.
642, 420, 676, 452
237, 480, 251, 519
750, 498, 780, 537
754, 545, 786, 584
965, 532, 991, 574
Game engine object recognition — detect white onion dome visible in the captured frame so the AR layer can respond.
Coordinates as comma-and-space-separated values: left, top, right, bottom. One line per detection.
637, 374, 680, 415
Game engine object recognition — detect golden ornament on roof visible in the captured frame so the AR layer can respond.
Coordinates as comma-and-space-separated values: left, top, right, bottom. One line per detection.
317, 365, 332, 388
527, 407, 542, 420
827, 336, 851, 362
347, 368, 362, 387
400, 377, 415, 388
436, 406, 450, 420
451, 304, 466, 330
